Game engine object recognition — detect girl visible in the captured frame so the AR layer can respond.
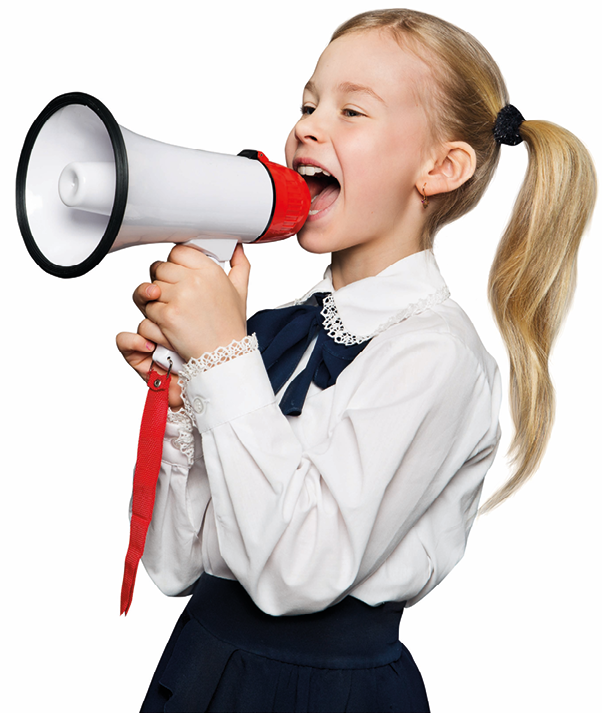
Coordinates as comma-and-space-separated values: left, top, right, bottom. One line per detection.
117, 9, 596, 713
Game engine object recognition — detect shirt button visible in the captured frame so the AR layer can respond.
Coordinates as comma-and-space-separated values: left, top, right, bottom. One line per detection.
192, 397, 206, 415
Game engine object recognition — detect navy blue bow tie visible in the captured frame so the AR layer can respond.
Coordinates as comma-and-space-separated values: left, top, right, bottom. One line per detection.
247, 293, 371, 416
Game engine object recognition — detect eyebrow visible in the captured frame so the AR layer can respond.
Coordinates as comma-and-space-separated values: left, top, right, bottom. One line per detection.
304, 80, 385, 104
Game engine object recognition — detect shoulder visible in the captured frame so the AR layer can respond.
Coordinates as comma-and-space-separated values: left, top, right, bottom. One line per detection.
321, 297, 502, 466
359, 298, 498, 383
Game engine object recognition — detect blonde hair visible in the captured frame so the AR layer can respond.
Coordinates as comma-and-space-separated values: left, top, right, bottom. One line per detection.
332, 10, 597, 512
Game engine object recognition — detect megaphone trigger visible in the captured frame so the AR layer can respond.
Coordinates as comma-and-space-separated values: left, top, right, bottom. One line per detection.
183, 236, 240, 264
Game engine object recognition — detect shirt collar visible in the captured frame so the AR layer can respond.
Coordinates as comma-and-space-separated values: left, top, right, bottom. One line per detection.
296, 250, 450, 344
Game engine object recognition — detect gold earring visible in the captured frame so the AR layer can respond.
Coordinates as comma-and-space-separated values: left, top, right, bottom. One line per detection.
421, 183, 429, 209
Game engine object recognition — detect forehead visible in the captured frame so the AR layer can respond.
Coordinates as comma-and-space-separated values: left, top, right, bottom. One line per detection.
308, 30, 430, 105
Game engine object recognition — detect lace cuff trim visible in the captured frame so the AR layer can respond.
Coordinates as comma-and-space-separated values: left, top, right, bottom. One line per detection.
178, 334, 259, 384
168, 335, 259, 463
320, 286, 451, 346
167, 408, 195, 466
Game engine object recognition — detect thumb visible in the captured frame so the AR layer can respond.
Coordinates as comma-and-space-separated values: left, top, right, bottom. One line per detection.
228, 244, 251, 302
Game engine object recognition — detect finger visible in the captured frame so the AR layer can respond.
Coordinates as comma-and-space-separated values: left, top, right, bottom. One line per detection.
137, 318, 175, 350
143, 298, 162, 328
228, 244, 251, 302
116, 332, 176, 388
144, 293, 176, 336
133, 282, 161, 314
149, 261, 162, 281
230, 242, 250, 271
116, 331, 154, 355
150, 260, 182, 284
168, 243, 213, 269
116, 333, 156, 380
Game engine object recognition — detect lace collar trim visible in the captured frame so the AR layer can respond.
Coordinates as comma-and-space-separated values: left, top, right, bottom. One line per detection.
319, 286, 450, 346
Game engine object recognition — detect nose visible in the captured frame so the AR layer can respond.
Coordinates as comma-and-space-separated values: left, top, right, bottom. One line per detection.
294, 110, 323, 144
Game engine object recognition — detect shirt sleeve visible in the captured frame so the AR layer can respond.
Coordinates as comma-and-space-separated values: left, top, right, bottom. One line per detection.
140, 418, 210, 596
182, 328, 499, 615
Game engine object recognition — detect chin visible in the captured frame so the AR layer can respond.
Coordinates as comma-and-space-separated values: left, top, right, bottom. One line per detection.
296, 229, 334, 255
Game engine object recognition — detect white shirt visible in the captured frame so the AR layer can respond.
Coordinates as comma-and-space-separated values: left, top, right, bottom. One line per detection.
141, 250, 502, 616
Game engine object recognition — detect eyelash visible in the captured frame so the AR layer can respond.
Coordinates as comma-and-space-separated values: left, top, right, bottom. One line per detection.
300, 105, 364, 118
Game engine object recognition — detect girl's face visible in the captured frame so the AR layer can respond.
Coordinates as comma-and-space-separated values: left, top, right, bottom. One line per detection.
285, 30, 435, 277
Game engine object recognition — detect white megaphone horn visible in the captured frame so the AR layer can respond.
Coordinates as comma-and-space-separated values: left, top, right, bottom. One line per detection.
16, 92, 310, 371
16, 93, 310, 275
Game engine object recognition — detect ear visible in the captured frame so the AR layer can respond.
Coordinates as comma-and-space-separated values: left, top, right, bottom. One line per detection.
417, 141, 476, 198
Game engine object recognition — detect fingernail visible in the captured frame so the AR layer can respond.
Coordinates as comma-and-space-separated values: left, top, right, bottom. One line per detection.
146, 285, 156, 297
146, 341, 155, 351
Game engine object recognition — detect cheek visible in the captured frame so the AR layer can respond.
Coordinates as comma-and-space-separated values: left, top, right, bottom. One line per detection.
347, 136, 423, 206
284, 129, 297, 167
344, 150, 399, 207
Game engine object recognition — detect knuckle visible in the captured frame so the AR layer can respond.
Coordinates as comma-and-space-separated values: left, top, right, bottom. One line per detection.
163, 303, 177, 323
169, 245, 184, 261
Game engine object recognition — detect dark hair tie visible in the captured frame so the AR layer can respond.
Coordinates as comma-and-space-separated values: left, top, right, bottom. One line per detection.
493, 104, 525, 146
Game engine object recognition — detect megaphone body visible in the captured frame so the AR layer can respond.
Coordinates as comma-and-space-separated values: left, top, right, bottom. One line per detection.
16, 92, 310, 371
16, 93, 310, 273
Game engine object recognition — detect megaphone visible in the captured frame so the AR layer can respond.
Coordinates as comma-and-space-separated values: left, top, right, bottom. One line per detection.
16, 92, 310, 278
16, 92, 310, 371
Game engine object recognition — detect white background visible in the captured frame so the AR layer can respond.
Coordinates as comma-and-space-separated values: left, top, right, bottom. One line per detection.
2, 1, 600, 711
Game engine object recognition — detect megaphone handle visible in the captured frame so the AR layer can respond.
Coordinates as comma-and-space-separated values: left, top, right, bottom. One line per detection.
153, 345, 186, 375
150, 237, 239, 375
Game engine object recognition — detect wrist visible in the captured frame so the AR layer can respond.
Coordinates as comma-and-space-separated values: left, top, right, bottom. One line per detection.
179, 327, 248, 364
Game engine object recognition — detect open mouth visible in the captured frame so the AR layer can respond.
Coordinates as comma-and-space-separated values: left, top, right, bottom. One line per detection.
297, 164, 341, 216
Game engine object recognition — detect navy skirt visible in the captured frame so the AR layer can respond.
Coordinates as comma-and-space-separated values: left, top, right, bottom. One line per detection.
140, 574, 429, 713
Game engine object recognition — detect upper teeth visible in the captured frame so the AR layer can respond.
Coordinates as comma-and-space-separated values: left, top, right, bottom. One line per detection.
297, 165, 331, 177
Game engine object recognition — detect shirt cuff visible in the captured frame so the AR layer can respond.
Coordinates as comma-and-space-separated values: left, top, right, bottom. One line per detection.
180, 343, 276, 433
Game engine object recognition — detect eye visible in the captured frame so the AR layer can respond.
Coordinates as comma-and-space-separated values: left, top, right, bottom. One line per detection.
342, 108, 364, 118
300, 104, 315, 116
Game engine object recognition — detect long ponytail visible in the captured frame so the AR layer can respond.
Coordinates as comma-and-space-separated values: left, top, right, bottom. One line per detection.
483, 120, 596, 511
331, 9, 597, 511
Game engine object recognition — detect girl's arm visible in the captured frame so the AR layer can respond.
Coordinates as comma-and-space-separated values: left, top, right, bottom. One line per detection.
177, 322, 500, 615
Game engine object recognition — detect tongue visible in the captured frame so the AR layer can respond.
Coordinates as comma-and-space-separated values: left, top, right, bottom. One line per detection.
310, 183, 340, 213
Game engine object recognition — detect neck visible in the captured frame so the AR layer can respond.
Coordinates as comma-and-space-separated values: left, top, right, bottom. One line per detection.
330, 236, 422, 290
